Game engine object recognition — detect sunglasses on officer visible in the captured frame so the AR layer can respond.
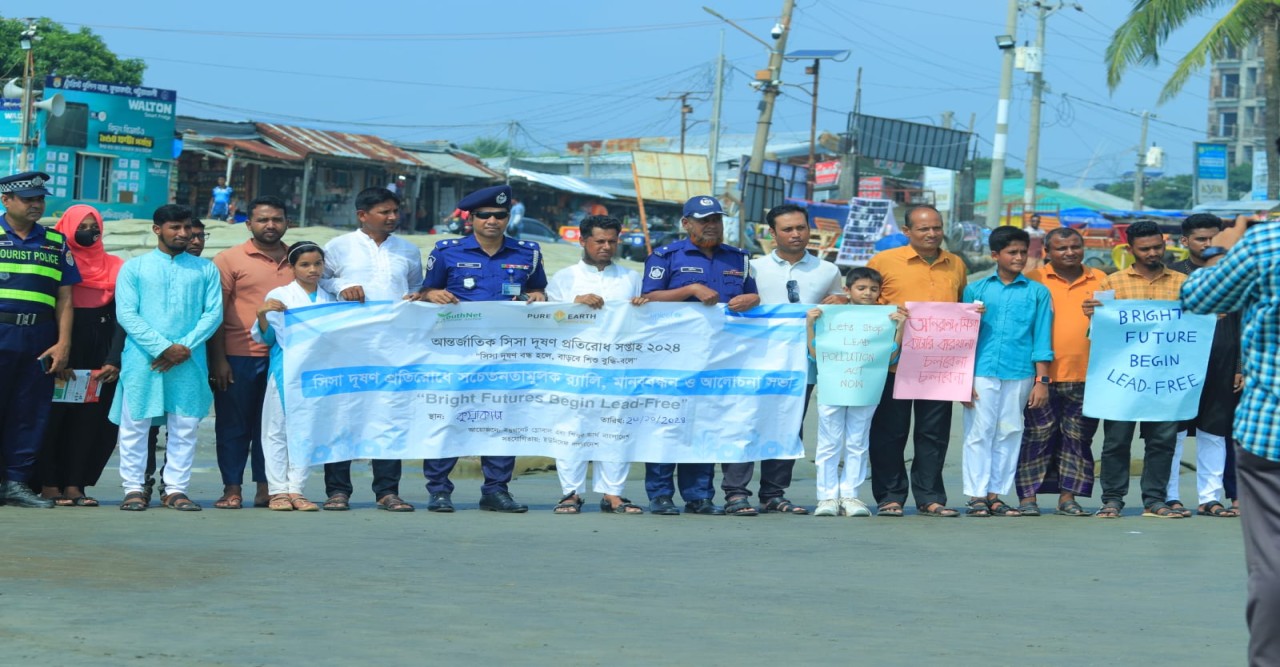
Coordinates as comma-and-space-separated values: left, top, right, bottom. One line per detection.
786, 279, 800, 303
472, 210, 510, 220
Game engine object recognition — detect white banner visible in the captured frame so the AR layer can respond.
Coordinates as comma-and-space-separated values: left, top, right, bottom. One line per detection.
275, 302, 808, 465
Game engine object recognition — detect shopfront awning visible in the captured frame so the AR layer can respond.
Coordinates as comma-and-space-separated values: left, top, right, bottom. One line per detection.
509, 167, 614, 199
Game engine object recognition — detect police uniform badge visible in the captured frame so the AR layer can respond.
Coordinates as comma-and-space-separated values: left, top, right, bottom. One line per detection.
648, 266, 665, 280
425, 254, 435, 270
463, 277, 476, 290
495, 191, 508, 205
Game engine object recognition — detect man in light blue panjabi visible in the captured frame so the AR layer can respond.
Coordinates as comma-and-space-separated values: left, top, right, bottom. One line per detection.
111, 204, 222, 511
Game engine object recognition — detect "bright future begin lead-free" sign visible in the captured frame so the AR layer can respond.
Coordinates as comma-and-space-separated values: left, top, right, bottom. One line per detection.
1083, 300, 1217, 421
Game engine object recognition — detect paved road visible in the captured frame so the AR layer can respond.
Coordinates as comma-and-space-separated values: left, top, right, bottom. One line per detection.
1, 412, 1246, 666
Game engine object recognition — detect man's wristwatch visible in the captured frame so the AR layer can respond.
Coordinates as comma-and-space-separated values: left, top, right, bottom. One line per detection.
1201, 246, 1229, 260
1036, 376, 1051, 385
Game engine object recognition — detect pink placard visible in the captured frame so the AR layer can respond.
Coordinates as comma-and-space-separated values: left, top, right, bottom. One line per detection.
893, 301, 981, 402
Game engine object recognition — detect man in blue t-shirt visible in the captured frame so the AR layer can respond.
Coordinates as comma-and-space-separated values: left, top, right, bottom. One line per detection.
209, 176, 233, 221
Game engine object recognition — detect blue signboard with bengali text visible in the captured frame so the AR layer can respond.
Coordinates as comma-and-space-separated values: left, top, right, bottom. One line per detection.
35, 76, 178, 221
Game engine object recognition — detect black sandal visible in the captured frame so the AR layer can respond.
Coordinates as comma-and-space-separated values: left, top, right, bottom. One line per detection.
119, 491, 148, 512
987, 498, 1021, 517
965, 498, 990, 517
553, 493, 583, 514
162, 492, 202, 512
759, 497, 809, 515
1055, 500, 1088, 516
1095, 501, 1122, 518
877, 501, 904, 517
724, 496, 758, 516
600, 497, 644, 514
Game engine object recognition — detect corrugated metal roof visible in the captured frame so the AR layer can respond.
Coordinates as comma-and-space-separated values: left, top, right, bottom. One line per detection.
257, 123, 423, 166
509, 168, 614, 199
410, 151, 500, 179
206, 137, 301, 162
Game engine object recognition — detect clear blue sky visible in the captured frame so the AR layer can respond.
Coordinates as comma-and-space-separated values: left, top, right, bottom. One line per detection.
43, 0, 1219, 183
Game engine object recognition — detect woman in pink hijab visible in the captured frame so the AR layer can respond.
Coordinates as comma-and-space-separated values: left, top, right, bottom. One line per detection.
33, 205, 126, 506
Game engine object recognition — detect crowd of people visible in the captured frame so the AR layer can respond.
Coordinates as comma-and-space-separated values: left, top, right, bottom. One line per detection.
1, 168, 1274, 662
0, 169, 1257, 518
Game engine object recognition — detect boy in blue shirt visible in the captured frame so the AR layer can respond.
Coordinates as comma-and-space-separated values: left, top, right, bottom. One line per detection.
961, 226, 1053, 516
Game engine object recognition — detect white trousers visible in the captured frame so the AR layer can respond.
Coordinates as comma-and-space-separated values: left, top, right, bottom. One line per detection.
962, 376, 1033, 498
556, 460, 630, 496
118, 393, 200, 495
1170, 430, 1228, 505
815, 404, 876, 500
263, 376, 311, 495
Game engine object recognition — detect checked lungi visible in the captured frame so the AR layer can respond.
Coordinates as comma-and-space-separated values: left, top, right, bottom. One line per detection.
1016, 382, 1098, 498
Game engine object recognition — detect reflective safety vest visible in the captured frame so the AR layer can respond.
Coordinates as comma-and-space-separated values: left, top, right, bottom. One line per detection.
0, 220, 65, 312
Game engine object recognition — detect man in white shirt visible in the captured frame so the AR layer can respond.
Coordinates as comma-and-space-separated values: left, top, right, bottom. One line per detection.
318, 187, 424, 512
546, 215, 648, 514
721, 203, 847, 515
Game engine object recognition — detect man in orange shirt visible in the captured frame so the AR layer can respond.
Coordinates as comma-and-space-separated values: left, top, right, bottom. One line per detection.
208, 196, 292, 509
1015, 228, 1106, 516
865, 204, 967, 517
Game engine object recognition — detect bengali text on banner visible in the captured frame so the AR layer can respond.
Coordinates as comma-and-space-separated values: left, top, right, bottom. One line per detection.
273, 302, 809, 466
892, 301, 981, 402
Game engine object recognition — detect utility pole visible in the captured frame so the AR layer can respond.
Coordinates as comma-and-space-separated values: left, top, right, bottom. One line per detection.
1023, 2, 1049, 219
658, 92, 708, 154
837, 67, 862, 200
748, 0, 795, 174
986, 0, 1019, 226
505, 120, 517, 184
709, 30, 725, 194
1133, 110, 1150, 210
583, 144, 592, 178
18, 20, 37, 172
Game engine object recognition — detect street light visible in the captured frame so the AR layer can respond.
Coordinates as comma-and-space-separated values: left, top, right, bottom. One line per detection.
994, 34, 1016, 49
784, 49, 849, 200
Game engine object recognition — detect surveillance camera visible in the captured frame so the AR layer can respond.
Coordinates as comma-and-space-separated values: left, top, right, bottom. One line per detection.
770, 22, 784, 40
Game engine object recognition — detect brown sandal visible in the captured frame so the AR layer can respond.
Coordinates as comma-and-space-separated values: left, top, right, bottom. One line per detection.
322, 493, 350, 511
268, 494, 294, 511
290, 495, 319, 512
376, 494, 415, 512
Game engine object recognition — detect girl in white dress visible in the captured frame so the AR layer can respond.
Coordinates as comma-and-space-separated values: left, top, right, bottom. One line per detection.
252, 241, 336, 511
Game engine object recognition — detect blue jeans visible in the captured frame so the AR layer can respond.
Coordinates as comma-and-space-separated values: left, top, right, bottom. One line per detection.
213, 355, 269, 486
423, 456, 514, 495
644, 463, 715, 502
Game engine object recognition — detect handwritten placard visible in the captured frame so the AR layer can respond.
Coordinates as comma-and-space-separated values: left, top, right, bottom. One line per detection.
814, 305, 898, 406
1082, 300, 1216, 421
893, 301, 981, 402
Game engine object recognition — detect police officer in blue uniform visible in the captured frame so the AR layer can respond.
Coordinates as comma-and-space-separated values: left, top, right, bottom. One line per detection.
641, 195, 760, 516
0, 172, 81, 508
416, 184, 546, 513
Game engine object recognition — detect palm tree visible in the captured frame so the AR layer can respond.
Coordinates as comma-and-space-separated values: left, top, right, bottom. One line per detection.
1105, 0, 1280, 199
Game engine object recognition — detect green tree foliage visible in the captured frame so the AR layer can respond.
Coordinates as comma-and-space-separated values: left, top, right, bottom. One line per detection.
1229, 161, 1254, 199
1095, 174, 1194, 210
460, 136, 528, 159
0, 17, 144, 86
968, 157, 1023, 180
1105, 0, 1280, 198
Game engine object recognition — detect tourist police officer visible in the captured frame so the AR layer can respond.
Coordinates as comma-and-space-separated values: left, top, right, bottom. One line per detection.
641, 195, 760, 516
0, 171, 81, 508
416, 184, 546, 513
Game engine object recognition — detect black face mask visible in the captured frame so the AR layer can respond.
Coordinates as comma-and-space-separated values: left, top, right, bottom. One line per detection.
75, 229, 101, 247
